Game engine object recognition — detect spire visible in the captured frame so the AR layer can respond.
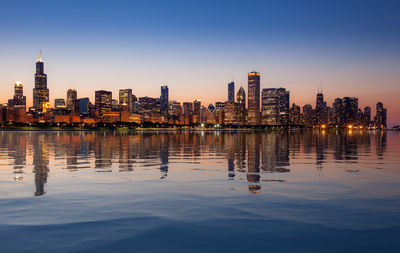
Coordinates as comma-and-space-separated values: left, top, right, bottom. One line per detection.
37, 50, 43, 62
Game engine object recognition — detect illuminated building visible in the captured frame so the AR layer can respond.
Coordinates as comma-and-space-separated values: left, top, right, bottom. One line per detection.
290, 103, 301, 125
160, 85, 169, 116
228, 82, 235, 103
247, 71, 260, 125
66, 89, 77, 111
375, 102, 387, 128
95, 90, 112, 115
138, 96, 159, 114
343, 97, 358, 124
33, 51, 49, 112
363, 106, 371, 126
54, 98, 66, 109
332, 98, 343, 126
119, 89, 133, 112
261, 88, 289, 125
237, 86, 246, 108
302, 104, 313, 127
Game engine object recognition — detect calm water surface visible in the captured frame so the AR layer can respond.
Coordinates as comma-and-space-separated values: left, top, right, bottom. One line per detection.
0, 130, 399, 252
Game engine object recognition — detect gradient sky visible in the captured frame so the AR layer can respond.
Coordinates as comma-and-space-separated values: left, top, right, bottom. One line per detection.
0, 0, 399, 125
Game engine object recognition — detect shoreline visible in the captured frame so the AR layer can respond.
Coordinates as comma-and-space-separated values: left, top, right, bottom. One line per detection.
0, 127, 395, 132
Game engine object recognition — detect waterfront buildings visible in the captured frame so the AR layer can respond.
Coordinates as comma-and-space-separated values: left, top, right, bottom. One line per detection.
228, 82, 235, 103
32, 52, 49, 112
0, 56, 390, 128
95, 90, 112, 115
247, 72, 260, 125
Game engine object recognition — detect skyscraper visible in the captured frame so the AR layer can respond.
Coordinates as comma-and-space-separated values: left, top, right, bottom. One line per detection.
10, 81, 26, 109
248, 71, 260, 125
237, 86, 246, 108
332, 98, 343, 126
33, 51, 49, 112
78, 98, 90, 115
343, 97, 358, 124
228, 82, 235, 103
261, 88, 289, 125
375, 102, 387, 128
236, 86, 246, 124
95, 90, 112, 115
160, 85, 169, 116
66, 89, 77, 111
119, 89, 133, 112
315, 92, 327, 124
193, 99, 201, 115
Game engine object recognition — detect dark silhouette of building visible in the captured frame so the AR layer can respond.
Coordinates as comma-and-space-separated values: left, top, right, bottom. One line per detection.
375, 102, 387, 128
228, 82, 235, 103
160, 85, 169, 116
343, 97, 358, 125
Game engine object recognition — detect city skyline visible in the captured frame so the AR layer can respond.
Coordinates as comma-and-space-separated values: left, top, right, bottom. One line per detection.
0, 55, 389, 129
0, 1, 399, 125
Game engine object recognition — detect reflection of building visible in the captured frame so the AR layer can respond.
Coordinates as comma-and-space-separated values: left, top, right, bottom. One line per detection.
32, 134, 49, 196
247, 133, 261, 192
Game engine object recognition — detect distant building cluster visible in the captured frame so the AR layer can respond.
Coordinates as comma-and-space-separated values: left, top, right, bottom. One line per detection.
0, 54, 388, 128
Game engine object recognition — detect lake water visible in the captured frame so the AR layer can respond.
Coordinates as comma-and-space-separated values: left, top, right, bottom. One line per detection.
0, 130, 399, 252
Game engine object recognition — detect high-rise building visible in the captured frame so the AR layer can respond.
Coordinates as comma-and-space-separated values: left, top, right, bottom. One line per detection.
237, 86, 246, 107
315, 92, 327, 124
302, 104, 313, 127
54, 98, 66, 109
375, 102, 387, 128
316, 92, 326, 110
261, 88, 289, 125
236, 86, 246, 124
95, 90, 112, 115
9, 81, 26, 109
193, 99, 201, 115
363, 106, 371, 126
119, 89, 133, 112
343, 97, 358, 124
66, 89, 77, 111
33, 51, 49, 112
160, 85, 169, 116
228, 82, 235, 103
78, 97, 90, 115
183, 102, 193, 115
247, 72, 260, 125
207, 103, 216, 113
290, 103, 301, 125
332, 98, 343, 126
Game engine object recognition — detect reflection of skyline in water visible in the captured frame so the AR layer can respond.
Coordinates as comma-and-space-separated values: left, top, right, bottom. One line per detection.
0, 130, 389, 196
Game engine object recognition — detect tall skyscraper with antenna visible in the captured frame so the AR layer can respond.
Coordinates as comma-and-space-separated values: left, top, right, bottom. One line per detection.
33, 51, 49, 112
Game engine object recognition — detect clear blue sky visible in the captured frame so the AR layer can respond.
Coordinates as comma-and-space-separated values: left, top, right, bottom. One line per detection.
0, 0, 399, 125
